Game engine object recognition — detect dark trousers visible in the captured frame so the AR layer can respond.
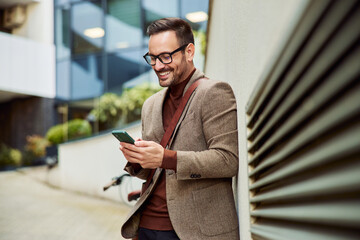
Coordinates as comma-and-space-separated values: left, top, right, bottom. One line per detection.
138, 227, 180, 240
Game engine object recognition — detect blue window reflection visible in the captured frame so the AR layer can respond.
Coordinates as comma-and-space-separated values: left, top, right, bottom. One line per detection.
107, 48, 151, 93
55, 0, 209, 130
71, 55, 104, 100
56, 60, 71, 99
72, 1, 104, 55
106, 0, 142, 51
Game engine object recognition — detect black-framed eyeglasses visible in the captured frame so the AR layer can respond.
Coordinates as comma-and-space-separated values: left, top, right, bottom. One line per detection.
143, 44, 188, 66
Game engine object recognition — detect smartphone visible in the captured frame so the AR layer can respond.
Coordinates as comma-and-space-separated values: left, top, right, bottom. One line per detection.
112, 130, 135, 144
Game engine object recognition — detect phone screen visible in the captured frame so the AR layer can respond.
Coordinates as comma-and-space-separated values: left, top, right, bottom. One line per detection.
111, 130, 135, 144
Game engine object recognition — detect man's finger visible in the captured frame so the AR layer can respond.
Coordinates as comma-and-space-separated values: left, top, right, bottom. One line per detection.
121, 146, 144, 159
120, 142, 140, 152
134, 140, 151, 147
121, 149, 143, 163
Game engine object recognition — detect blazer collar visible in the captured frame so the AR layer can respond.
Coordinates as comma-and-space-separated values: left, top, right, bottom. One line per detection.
151, 89, 166, 142
182, 68, 206, 96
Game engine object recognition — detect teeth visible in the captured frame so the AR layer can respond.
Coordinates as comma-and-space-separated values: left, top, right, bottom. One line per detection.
159, 71, 170, 76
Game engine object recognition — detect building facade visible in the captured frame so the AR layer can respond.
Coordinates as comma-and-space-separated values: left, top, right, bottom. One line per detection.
0, 0, 56, 150
54, 0, 208, 131
0, 0, 209, 151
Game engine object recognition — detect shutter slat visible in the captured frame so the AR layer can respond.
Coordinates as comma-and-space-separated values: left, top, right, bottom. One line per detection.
248, 8, 360, 154
246, 1, 360, 239
250, 154, 360, 202
249, 123, 360, 191
248, 46, 360, 174
247, 0, 357, 141
246, 0, 332, 123
249, 80, 360, 166
251, 201, 360, 227
249, 56, 359, 168
251, 222, 360, 240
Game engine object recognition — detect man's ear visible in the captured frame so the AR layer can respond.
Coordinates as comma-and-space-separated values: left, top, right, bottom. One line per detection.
186, 43, 195, 62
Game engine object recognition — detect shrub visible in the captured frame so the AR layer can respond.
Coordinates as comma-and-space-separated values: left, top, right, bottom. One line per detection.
46, 124, 66, 145
89, 93, 122, 129
46, 119, 92, 145
67, 119, 92, 140
193, 30, 207, 56
119, 83, 162, 123
25, 135, 50, 158
89, 83, 161, 129
0, 144, 22, 169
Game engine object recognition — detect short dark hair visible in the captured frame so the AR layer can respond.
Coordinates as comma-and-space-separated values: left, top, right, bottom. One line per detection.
147, 17, 194, 46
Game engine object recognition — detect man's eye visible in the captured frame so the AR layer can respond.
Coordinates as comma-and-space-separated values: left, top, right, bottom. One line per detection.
161, 54, 171, 60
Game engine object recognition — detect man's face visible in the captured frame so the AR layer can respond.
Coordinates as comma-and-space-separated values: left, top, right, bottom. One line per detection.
148, 31, 190, 87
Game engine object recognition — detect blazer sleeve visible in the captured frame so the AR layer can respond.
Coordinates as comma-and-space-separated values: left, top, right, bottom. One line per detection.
123, 105, 152, 181
176, 81, 239, 180
124, 162, 151, 180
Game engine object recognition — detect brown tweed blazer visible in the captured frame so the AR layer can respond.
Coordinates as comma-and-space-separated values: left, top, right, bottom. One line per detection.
121, 69, 239, 240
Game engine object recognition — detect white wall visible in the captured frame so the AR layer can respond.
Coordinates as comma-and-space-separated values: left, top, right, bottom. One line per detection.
13, 1, 54, 44
58, 124, 143, 204
0, 0, 55, 99
0, 32, 55, 98
205, 0, 308, 239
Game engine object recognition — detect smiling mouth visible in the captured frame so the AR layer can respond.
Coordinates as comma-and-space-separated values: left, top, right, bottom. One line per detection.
159, 71, 170, 76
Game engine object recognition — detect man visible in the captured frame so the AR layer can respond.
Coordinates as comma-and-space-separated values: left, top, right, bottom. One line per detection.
119, 17, 239, 240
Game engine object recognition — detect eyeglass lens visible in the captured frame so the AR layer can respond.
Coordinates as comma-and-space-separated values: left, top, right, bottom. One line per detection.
146, 53, 172, 65
144, 44, 187, 66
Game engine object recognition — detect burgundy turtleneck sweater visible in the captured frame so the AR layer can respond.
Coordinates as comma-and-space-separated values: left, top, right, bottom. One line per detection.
139, 68, 196, 230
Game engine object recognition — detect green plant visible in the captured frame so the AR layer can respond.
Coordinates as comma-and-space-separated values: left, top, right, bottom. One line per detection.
89, 93, 122, 128
67, 119, 92, 140
46, 119, 92, 145
46, 124, 66, 145
119, 83, 162, 123
0, 144, 22, 168
89, 82, 162, 129
193, 30, 207, 56
25, 135, 50, 158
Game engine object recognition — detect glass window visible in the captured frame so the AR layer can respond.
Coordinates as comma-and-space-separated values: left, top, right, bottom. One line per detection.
55, 6, 70, 60
142, 0, 179, 34
71, 55, 104, 100
56, 60, 71, 100
107, 47, 152, 93
106, 0, 142, 52
55, 0, 82, 7
54, 0, 209, 132
181, 0, 209, 71
181, 0, 208, 32
71, 1, 104, 55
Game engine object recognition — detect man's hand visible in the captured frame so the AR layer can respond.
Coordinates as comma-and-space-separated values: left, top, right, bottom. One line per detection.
119, 140, 164, 169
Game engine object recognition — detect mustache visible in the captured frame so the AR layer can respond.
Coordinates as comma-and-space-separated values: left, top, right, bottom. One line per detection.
156, 68, 172, 73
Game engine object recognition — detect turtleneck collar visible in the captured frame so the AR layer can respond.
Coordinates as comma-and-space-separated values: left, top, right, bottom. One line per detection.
168, 68, 196, 98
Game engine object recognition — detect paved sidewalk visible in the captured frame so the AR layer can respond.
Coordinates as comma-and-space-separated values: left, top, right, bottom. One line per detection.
0, 169, 131, 240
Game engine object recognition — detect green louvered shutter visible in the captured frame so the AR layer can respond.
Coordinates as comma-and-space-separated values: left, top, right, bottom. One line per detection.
245, 0, 360, 239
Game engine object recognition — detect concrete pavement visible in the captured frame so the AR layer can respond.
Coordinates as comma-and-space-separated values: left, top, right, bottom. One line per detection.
0, 168, 131, 240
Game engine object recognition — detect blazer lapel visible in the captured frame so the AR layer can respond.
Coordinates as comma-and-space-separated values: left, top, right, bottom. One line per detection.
183, 69, 205, 96
147, 69, 205, 146
150, 88, 166, 143
168, 69, 206, 148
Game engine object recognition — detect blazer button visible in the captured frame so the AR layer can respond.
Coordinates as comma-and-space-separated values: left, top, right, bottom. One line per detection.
197, 174, 201, 178
190, 174, 195, 178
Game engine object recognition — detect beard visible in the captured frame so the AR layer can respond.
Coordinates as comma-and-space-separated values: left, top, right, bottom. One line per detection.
156, 56, 188, 88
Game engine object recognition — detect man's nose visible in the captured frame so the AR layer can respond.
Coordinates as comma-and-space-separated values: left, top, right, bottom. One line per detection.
154, 58, 165, 71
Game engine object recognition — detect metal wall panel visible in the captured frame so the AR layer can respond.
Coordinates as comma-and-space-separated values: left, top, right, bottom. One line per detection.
246, 0, 360, 239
